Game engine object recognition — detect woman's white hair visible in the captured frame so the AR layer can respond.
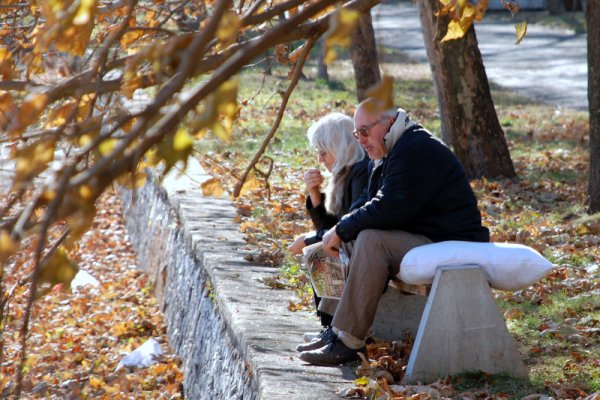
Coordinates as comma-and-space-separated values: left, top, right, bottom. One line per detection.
307, 112, 365, 217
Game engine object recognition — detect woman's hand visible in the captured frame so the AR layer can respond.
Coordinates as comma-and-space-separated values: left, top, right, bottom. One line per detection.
288, 234, 307, 255
303, 168, 323, 192
304, 168, 323, 206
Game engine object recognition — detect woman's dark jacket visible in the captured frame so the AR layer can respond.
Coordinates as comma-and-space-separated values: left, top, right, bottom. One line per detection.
335, 125, 490, 243
303, 156, 369, 245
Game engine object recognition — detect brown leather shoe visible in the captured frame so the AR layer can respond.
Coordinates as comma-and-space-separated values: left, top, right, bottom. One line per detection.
296, 326, 335, 352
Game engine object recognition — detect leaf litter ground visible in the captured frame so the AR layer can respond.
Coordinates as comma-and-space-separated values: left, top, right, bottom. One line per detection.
1, 190, 183, 399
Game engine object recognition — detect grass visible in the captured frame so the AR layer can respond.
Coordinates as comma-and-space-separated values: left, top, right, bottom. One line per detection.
195, 51, 599, 396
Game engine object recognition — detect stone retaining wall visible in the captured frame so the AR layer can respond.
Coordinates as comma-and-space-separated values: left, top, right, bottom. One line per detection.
120, 170, 256, 399
119, 159, 356, 400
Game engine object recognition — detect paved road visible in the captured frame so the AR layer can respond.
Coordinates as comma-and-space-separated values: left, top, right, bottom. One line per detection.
372, 2, 588, 111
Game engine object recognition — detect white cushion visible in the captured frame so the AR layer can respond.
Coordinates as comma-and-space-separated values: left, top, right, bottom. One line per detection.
399, 241, 555, 291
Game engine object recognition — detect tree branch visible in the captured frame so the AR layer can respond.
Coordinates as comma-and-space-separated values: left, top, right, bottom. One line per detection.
233, 37, 316, 197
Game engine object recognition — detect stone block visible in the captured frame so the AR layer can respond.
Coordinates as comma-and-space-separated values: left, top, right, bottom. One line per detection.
403, 265, 528, 383
371, 286, 427, 342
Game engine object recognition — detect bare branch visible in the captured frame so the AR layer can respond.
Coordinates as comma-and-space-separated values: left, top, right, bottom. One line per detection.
233, 37, 316, 197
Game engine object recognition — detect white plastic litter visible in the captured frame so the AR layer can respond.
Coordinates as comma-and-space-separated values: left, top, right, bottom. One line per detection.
71, 270, 100, 291
115, 338, 163, 371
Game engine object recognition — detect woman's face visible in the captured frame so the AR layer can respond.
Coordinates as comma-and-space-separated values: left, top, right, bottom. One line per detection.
318, 149, 335, 172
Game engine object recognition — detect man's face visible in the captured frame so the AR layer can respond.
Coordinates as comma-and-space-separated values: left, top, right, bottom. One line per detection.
353, 108, 389, 160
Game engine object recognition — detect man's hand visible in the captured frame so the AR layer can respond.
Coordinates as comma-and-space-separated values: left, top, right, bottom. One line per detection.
322, 227, 341, 257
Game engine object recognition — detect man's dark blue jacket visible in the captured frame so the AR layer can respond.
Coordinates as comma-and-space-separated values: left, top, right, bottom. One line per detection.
335, 124, 490, 243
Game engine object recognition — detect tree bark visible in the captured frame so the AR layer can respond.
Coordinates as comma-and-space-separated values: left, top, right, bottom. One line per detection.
317, 38, 329, 80
417, 0, 452, 146
587, 1, 600, 212
430, 0, 516, 179
350, 12, 381, 102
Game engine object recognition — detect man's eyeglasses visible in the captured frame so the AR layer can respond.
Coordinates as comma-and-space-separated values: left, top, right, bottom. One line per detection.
352, 120, 381, 139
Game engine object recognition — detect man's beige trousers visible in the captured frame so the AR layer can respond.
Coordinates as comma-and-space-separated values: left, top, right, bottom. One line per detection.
319, 229, 431, 340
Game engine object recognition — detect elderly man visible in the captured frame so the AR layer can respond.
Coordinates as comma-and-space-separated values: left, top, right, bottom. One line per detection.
298, 98, 490, 366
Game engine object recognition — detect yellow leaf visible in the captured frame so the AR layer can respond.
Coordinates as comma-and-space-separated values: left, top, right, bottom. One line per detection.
73, 0, 96, 25
515, 21, 527, 45
462, 3, 475, 18
79, 184, 95, 201
201, 177, 226, 198
121, 71, 143, 99
89, 377, 104, 390
274, 44, 289, 65
149, 128, 194, 177
0, 90, 15, 130
326, 8, 361, 47
0, 230, 17, 265
10, 93, 48, 135
145, 147, 160, 166
364, 75, 395, 111
56, 21, 94, 56
37, 247, 80, 293
45, 99, 77, 128
0, 46, 15, 80
173, 127, 193, 152
98, 138, 117, 156
117, 168, 147, 189
354, 376, 370, 386
23, 50, 45, 77
78, 93, 95, 120
441, 19, 467, 42
212, 122, 230, 143
14, 139, 55, 183
474, 0, 488, 20
239, 174, 263, 196
65, 202, 96, 248
323, 8, 361, 65
121, 29, 144, 49
217, 10, 241, 46
288, 42, 308, 64
216, 79, 238, 119
194, 79, 238, 142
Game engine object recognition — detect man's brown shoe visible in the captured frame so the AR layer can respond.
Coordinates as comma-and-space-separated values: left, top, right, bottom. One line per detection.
296, 326, 335, 352
299, 337, 366, 366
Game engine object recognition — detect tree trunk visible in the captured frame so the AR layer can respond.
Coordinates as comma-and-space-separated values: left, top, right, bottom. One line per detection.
350, 12, 381, 102
317, 38, 329, 80
548, 0, 566, 15
587, 1, 600, 212
417, 0, 452, 146
430, 0, 515, 179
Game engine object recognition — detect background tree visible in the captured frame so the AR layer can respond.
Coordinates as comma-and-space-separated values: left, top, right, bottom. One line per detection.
349, 12, 381, 101
317, 38, 329, 80
587, 1, 600, 212
417, 0, 452, 145
424, 0, 516, 179
548, 0, 567, 15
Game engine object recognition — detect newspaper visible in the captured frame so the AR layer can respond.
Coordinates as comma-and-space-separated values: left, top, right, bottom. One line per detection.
302, 242, 348, 299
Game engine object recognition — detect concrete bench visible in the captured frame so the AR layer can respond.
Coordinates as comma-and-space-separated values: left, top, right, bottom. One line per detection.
370, 264, 528, 384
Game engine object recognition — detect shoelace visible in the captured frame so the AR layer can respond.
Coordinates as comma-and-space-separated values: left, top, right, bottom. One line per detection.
324, 334, 339, 350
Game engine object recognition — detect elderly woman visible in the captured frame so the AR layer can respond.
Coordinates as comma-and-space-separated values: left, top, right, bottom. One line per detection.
288, 112, 369, 345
